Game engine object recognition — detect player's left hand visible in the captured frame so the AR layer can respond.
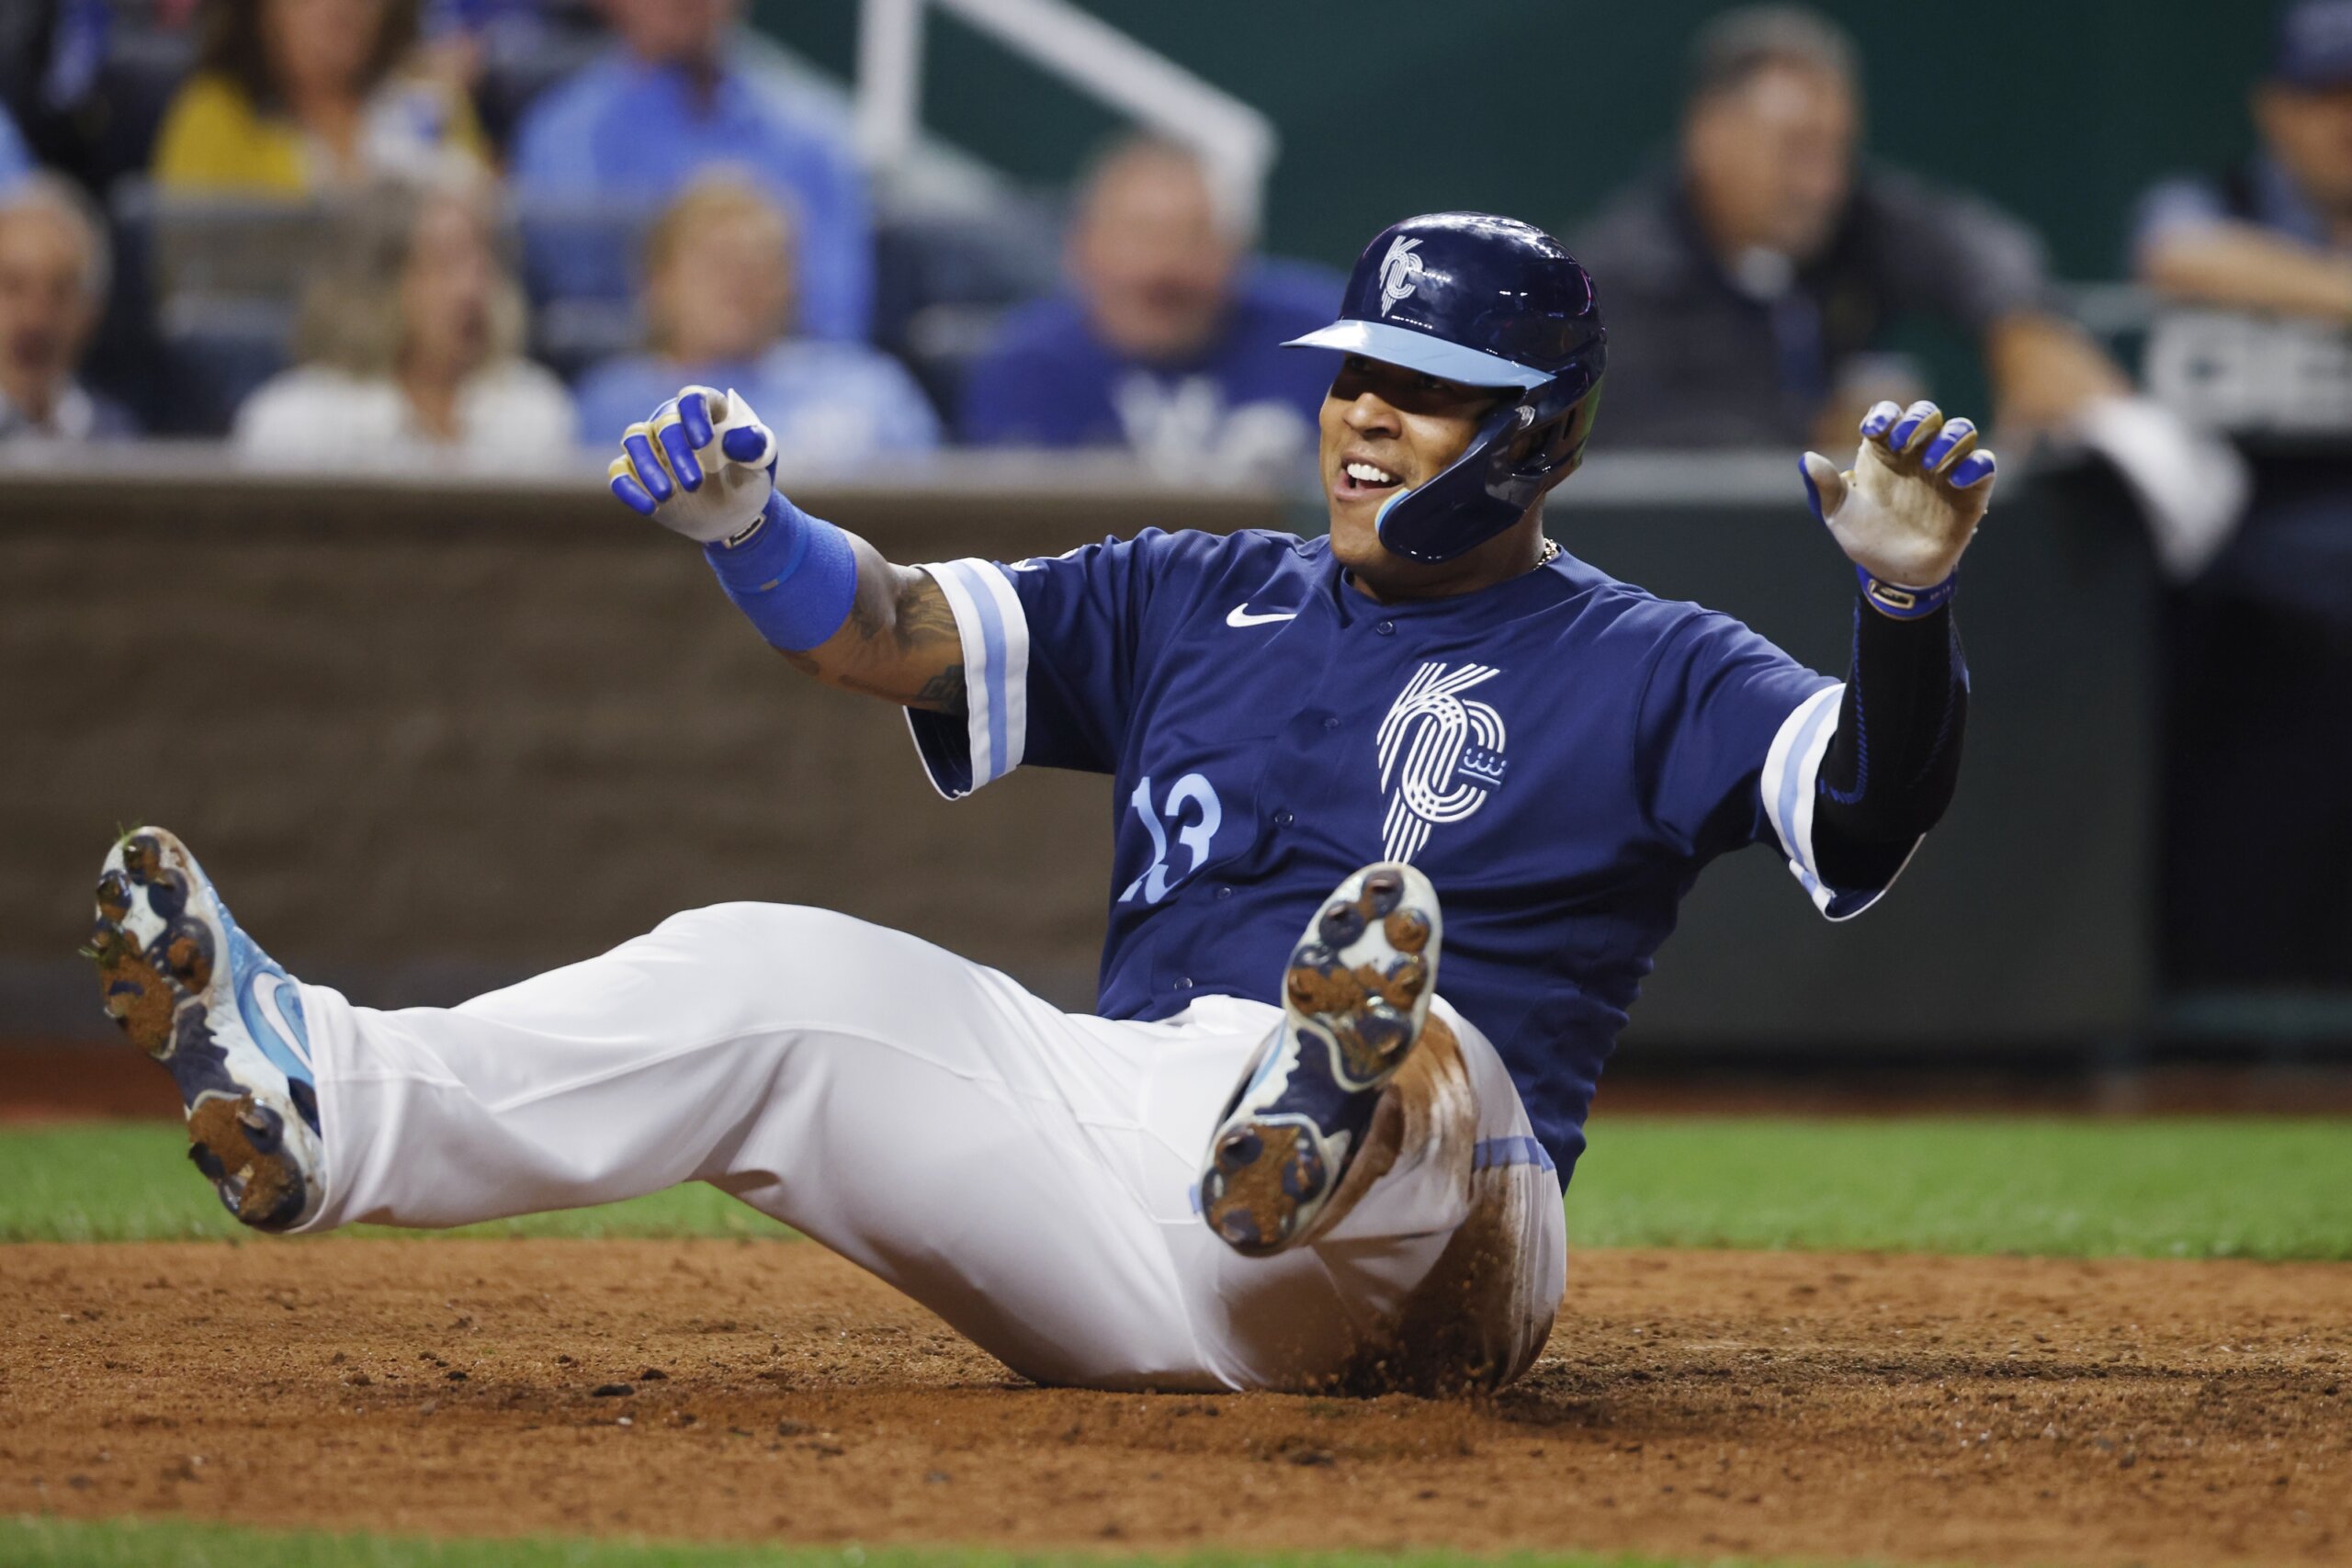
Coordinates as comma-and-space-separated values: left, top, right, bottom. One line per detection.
1800, 400, 1997, 590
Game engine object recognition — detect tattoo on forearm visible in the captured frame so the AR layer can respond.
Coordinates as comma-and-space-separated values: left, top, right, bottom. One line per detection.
912, 665, 967, 716
786, 565, 968, 713
824, 663, 967, 715
891, 574, 961, 650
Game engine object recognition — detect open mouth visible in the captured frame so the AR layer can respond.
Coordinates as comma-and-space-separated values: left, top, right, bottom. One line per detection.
1335, 457, 1406, 501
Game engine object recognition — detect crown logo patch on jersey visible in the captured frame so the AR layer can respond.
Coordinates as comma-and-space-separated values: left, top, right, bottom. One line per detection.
1375, 661, 1507, 862
1377, 236, 1424, 318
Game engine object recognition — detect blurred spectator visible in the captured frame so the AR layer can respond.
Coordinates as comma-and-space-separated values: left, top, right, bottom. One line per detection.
234, 179, 573, 460
2133, 0, 2352, 989
0, 174, 138, 439
2139, 4, 2352, 329
1573, 5, 2128, 451
573, 177, 936, 460
959, 135, 1336, 480
0, 103, 30, 195
154, 0, 488, 195
510, 0, 871, 343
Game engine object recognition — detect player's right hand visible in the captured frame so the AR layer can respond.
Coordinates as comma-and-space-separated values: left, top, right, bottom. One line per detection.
607, 386, 779, 545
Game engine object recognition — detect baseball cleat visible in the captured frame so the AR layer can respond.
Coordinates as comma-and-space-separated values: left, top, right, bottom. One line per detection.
1201, 861, 1441, 1257
87, 828, 324, 1232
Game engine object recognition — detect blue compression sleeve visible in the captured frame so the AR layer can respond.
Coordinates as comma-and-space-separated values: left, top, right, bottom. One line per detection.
703, 492, 859, 653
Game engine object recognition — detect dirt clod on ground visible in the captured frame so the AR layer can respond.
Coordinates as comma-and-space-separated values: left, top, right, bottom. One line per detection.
1, 1240, 2346, 1566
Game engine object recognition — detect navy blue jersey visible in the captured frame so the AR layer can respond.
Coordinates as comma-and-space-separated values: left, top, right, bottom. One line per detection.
910, 529, 1892, 1177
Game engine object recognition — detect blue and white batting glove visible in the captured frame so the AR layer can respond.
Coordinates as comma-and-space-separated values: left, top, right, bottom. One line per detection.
1800, 400, 1997, 611
608, 385, 779, 545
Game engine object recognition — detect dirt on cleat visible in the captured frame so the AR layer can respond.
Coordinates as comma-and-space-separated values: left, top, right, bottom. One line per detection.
93, 925, 182, 1056
187, 1094, 308, 1231
1204, 1121, 1327, 1257
1199, 861, 1444, 1259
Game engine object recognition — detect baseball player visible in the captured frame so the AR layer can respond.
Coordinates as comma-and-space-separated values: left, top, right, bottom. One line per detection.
89, 212, 1991, 1394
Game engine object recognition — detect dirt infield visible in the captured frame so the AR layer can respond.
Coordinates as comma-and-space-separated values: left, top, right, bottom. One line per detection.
3, 1243, 2346, 1566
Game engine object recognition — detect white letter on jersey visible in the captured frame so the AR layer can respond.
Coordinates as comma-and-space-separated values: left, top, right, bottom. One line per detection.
1375, 662, 1509, 863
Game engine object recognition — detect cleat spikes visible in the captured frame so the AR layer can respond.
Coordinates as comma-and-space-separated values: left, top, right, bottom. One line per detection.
1361, 868, 1405, 917
162, 924, 213, 988
1384, 908, 1430, 954
120, 834, 162, 884
1317, 901, 1367, 949
96, 870, 131, 920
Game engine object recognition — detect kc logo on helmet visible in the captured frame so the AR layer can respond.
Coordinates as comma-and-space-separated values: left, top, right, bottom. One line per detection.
1377, 236, 1424, 318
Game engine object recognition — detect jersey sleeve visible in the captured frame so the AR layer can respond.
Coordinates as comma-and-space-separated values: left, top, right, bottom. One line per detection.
1636, 610, 1894, 919
903, 531, 1166, 797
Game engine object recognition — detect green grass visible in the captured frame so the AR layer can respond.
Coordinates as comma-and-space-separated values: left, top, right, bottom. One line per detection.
2, 1115, 2346, 1258
1567, 1115, 2352, 1260
0, 1122, 786, 1243
0, 1517, 1849, 1568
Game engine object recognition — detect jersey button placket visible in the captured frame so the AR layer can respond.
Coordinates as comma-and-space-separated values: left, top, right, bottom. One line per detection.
1272, 809, 1295, 828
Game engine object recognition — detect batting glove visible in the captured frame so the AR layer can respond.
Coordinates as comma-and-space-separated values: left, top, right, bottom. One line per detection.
607, 386, 779, 544
1800, 400, 1998, 592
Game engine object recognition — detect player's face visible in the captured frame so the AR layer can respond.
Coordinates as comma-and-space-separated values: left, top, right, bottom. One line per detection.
2258, 83, 2352, 214
1319, 354, 1510, 584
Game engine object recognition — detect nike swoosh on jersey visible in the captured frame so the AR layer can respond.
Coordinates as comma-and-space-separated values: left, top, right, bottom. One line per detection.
1226, 604, 1300, 627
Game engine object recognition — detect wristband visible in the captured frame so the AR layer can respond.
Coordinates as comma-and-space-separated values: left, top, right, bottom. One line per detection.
1854, 562, 1956, 621
704, 491, 857, 652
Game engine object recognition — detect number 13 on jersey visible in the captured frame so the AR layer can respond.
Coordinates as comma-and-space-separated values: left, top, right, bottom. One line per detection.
1119, 773, 1224, 905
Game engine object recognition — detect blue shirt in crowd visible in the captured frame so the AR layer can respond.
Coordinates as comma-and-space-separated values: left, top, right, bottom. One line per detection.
511, 47, 872, 344
960, 262, 1341, 468
576, 340, 940, 465
0, 105, 30, 193
908, 528, 1858, 1179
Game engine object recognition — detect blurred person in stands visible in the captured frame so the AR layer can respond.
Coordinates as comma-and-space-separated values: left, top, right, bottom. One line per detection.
573, 176, 934, 460
1574, 5, 2128, 451
510, 0, 870, 343
153, 0, 488, 194
0, 174, 138, 439
0, 102, 29, 194
234, 177, 573, 460
960, 134, 1336, 481
2133, 0, 2352, 987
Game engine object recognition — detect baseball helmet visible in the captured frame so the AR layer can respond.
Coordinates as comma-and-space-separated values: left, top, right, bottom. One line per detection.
1284, 212, 1606, 563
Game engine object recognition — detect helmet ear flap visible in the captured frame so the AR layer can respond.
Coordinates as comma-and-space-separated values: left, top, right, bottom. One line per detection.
1499, 375, 1603, 484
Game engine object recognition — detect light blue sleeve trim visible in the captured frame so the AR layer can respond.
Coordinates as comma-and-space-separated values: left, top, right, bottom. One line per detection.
1759, 682, 1921, 923
901, 559, 1031, 801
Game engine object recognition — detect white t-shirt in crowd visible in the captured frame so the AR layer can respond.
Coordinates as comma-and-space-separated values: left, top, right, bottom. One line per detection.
233, 360, 578, 468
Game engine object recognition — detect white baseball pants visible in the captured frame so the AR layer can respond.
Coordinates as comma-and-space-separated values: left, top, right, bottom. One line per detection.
289, 902, 1567, 1393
